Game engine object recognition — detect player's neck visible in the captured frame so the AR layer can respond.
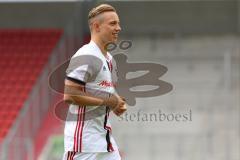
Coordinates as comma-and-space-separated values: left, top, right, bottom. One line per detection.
91, 37, 107, 57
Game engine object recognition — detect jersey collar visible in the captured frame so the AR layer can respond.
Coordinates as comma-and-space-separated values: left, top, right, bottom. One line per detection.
89, 40, 112, 61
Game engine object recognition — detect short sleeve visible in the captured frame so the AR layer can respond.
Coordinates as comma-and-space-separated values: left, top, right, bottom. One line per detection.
66, 55, 93, 85
66, 65, 90, 85
65, 54, 103, 85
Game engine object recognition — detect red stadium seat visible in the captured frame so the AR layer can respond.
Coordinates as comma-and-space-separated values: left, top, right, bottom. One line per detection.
0, 29, 63, 140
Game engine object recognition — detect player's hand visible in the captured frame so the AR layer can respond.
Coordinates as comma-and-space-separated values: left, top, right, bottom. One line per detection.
113, 96, 127, 116
113, 103, 127, 116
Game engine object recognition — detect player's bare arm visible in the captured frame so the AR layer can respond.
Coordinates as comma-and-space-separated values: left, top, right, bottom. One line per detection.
64, 79, 126, 114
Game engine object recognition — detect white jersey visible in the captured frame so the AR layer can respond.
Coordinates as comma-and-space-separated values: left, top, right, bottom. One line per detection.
64, 41, 118, 153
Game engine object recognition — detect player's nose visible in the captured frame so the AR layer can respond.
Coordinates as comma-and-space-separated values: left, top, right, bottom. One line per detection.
116, 24, 121, 32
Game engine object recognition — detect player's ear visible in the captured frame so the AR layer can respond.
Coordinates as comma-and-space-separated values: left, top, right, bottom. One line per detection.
93, 21, 101, 32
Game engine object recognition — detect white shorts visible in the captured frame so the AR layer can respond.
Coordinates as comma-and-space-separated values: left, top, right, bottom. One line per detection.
62, 151, 121, 160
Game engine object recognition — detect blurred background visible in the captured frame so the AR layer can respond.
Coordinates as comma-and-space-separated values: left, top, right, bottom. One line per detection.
0, 0, 239, 160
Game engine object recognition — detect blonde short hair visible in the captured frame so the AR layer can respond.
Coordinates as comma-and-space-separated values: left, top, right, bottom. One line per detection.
88, 4, 116, 25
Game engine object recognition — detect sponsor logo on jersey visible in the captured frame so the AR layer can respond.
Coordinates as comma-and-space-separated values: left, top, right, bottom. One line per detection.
103, 66, 107, 71
98, 80, 116, 87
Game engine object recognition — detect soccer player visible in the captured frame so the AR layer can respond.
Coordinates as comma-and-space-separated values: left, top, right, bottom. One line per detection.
62, 4, 126, 160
